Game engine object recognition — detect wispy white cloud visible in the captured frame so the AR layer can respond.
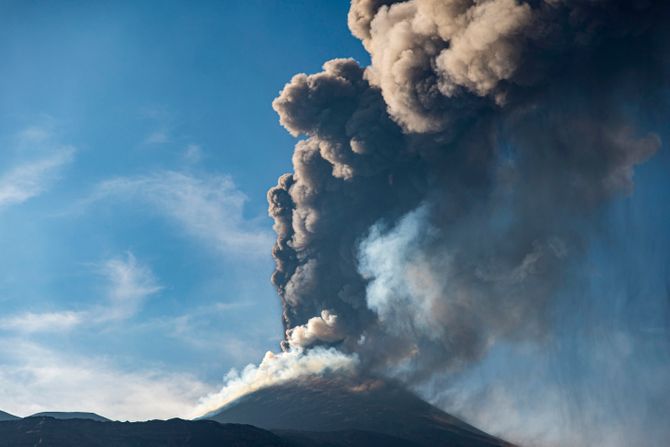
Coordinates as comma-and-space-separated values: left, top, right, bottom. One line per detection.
0, 339, 213, 421
0, 252, 160, 334
16, 125, 53, 144
95, 252, 162, 321
84, 171, 273, 258
0, 311, 84, 333
0, 148, 75, 210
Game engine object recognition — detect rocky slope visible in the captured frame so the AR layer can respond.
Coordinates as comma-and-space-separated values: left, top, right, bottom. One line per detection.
205, 377, 512, 447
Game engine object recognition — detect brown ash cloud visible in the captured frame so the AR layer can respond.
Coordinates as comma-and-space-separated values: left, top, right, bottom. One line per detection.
267, 0, 668, 388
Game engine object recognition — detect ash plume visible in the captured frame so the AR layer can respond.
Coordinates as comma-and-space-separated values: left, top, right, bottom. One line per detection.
211, 1, 670, 445
269, 0, 666, 373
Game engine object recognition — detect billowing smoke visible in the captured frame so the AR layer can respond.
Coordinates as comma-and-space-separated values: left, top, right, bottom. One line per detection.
212, 1, 670, 445
269, 0, 665, 371
192, 347, 358, 418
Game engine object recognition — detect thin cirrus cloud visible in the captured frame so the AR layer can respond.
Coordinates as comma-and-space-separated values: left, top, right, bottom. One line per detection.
0, 147, 75, 210
84, 171, 274, 259
0, 252, 161, 334
96, 252, 162, 322
0, 311, 83, 333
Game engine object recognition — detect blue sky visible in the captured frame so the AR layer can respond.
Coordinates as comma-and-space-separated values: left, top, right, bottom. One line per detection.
0, 0, 368, 420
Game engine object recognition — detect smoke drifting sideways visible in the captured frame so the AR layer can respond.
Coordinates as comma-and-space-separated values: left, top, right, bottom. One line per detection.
200, 1, 670, 445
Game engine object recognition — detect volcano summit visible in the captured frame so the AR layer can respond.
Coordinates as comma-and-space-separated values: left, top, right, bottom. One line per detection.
206, 376, 512, 447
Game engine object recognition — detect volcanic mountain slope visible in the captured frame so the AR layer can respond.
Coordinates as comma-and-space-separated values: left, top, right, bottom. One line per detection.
205, 377, 513, 447
28, 411, 110, 421
0, 410, 18, 421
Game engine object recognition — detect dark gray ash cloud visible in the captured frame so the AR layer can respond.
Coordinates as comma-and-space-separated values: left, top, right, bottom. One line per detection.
269, 0, 668, 385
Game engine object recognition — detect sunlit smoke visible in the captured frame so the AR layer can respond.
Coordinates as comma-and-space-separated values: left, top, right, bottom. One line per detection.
191, 347, 358, 419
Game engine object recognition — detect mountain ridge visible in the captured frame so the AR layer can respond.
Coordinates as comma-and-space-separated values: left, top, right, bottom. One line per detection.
0, 417, 289, 447
27, 411, 110, 422
0, 411, 18, 422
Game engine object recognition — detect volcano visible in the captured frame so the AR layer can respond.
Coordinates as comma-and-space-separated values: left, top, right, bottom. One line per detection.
204, 377, 513, 447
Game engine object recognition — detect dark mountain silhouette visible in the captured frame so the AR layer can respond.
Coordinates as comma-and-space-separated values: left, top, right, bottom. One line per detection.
205, 377, 513, 447
0, 417, 289, 447
0, 411, 18, 422
0, 415, 509, 447
28, 411, 110, 422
